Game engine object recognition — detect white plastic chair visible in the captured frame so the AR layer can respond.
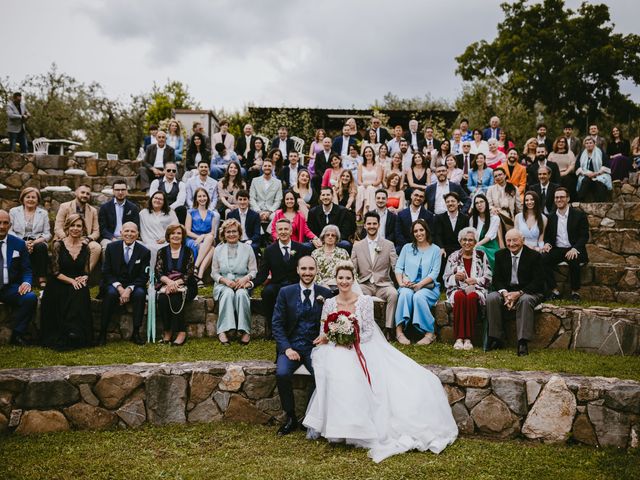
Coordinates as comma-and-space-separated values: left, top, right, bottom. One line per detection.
32, 137, 50, 155
291, 136, 305, 154
256, 135, 270, 150
106, 153, 119, 160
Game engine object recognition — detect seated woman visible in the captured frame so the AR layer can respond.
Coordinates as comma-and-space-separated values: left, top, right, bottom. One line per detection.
212, 219, 258, 346
469, 194, 500, 270
271, 190, 321, 248
166, 119, 184, 163
384, 151, 406, 189
360, 128, 381, 155
342, 144, 361, 180
445, 154, 463, 184
406, 152, 431, 200
576, 137, 612, 202
292, 169, 318, 218
217, 161, 246, 219
40, 214, 92, 351
185, 132, 211, 172
548, 137, 577, 196
487, 167, 521, 236
395, 219, 441, 346
185, 188, 216, 285
430, 139, 450, 171
467, 153, 494, 199
515, 191, 547, 251
485, 138, 506, 169
9, 187, 51, 288
356, 146, 384, 219
267, 148, 285, 177
377, 143, 391, 171
322, 153, 343, 188
497, 130, 515, 154
470, 129, 489, 156
522, 138, 538, 166
140, 191, 179, 268
307, 129, 326, 167
311, 224, 352, 291
243, 137, 267, 184
334, 169, 357, 212
155, 224, 198, 346
632, 134, 640, 170
607, 126, 632, 181
443, 227, 492, 351
385, 173, 405, 214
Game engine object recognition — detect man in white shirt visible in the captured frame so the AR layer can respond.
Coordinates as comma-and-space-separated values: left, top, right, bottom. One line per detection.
236, 123, 256, 162
451, 129, 463, 156
351, 211, 398, 339
249, 158, 283, 227
387, 125, 405, 155
139, 130, 175, 191
279, 150, 301, 189
399, 140, 413, 171
149, 161, 187, 224
272, 126, 295, 161
407, 119, 419, 152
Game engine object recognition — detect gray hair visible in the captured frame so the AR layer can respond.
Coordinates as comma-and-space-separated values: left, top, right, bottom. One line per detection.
319, 224, 341, 243
458, 226, 478, 243
537, 165, 552, 174
487, 138, 498, 146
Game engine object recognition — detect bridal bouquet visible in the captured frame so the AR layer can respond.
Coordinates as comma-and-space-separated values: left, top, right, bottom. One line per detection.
324, 310, 358, 347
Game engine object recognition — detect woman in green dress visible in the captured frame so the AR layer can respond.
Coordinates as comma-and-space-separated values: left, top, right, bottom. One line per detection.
311, 224, 358, 292
469, 194, 500, 271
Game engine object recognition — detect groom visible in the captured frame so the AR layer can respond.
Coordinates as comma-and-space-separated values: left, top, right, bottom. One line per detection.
272, 255, 333, 436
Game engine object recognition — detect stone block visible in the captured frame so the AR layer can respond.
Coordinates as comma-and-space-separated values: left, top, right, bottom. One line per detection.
465, 388, 490, 410
63, 402, 118, 430
604, 385, 640, 414
188, 398, 222, 423
522, 376, 576, 443
587, 404, 630, 448
219, 365, 245, 392
256, 396, 281, 414
16, 378, 79, 409
116, 399, 146, 428
213, 391, 231, 412
586, 245, 625, 265
15, 410, 70, 435
0, 412, 7, 432
437, 368, 455, 384
530, 313, 561, 349
146, 374, 187, 425
451, 402, 474, 434
94, 371, 144, 409
243, 375, 276, 400
492, 377, 527, 416
0, 376, 25, 393
189, 372, 220, 407
444, 385, 465, 405
470, 395, 520, 438
79, 383, 100, 407
455, 370, 490, 388
224, 394, 270, 424
526, 381, 542, 405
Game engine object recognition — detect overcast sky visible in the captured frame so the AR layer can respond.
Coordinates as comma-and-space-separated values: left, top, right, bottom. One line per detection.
3, 0, 639, 111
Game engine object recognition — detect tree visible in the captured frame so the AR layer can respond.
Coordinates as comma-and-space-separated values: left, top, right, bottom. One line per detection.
145, 80, 199, 128
456, 0, 640, 123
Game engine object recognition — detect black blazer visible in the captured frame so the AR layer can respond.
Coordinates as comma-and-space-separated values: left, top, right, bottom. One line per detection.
270, 137, 297, 159
493, 246, 545, 294
425, 182, 471, 214
308, 204, 356, 241
243, 147, 268, 172
358, 210, 397, 244
331, 136, 356, 155
98, 200, 141, 240
100, 240, 150, 295
313, 150, 333, 180
526, 160, 561, 188
543, 207, 590, 261
419, 137, 442, 154
454, 153, 476, 171
235, 135, 257, 158
143, 144, 175, 169
254, 241, 309, 287
433, 212, 469, 253
375, 127, 392, 144
394, 207, 435, 253
530, 181, 559, 214
279, 165, 303, 190
227, 209, 262, 250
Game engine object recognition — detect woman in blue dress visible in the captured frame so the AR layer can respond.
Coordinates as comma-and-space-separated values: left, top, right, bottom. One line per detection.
185, 187, 216, 285
394, 219, 441, 346
514, 191, 547, 251
467, 153, 494, 200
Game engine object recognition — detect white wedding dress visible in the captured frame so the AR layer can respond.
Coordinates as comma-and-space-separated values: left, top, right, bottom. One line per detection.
303, 295, 458, 462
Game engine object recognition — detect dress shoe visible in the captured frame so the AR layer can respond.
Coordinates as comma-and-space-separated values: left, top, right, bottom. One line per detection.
570, 292, 581, 303
453, 339, 464, 350
517, 340, 529, 357
97, 333, 107, 347
549, 291, 562, 301
277, 416, 298, 436
9, 332, 30, 347
486, 337, 504, 352
131, 331, 145, 346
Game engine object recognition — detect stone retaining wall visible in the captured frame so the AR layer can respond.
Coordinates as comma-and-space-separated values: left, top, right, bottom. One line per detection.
0, 361, 638, 449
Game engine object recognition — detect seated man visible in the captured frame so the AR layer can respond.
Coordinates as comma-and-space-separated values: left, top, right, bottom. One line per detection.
227, 190, 262, 259
395, 189, 434, 254
254, 218, 309, 338
541, 187, 589, 302
271, 126, 296, 162
139, 130, 175, 191
279, 151, 302, 190
99, 222, 150, 346
149, 160, 187, 224
55, 183, 101, 271
0, 209, 37, 346
359, 189, 396, 244
433, 192, 469, 280
351, 211, 398, 340
486, 229, 545, 356
98, 180, 141, 250
526, 145, 560, 189
307, 186, 355, 252
210, 142, 240, 180
529, 165, 558, 215
249, 158, 283, 233
500, 148, 527, 200
425, 165, 470, 215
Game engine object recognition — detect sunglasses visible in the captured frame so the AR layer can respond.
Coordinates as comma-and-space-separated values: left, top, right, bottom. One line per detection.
165, 169, 177, 173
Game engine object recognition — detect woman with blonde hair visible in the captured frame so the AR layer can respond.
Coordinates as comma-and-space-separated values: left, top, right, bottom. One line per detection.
522, 138, 538, 166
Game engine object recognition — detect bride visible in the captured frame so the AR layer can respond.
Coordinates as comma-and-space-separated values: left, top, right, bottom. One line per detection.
303, 260, 458, 462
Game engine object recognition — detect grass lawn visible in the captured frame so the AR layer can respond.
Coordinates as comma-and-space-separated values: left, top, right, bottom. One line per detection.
2, 339, 640, 382
1, 422, 638, 480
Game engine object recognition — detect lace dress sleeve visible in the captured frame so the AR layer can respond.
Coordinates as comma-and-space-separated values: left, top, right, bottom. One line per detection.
358, 296, 375, 343
51, 241, 62, 277
319, 297, 334, 335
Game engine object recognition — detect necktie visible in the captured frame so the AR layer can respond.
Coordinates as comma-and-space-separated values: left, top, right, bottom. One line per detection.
283, 246, 290, 262
541, 187, 546, 203
0, 240, 5, 288
125, 246, 131, 264
588, 157, 594, 171
511, 255, 519, 285
303, 289, 312, 310
464, 155, 469, 174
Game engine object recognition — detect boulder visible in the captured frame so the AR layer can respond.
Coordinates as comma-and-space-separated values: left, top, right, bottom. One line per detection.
437, 369, 455, 384
213, 391, 231, 412
451, 402, 474, 434
470, 395, 520, 438
587, 403, 630, 448
243, 375, 277, 400
465, 388, 490, 410
16, 378, 79, 409
444, 385, 465, 405
79, 383, 100, 407
522, 376, 576, 443
188, 372, 219, 407
218, 365, 245, 392
572, 414, 598, 446
603, 385, 640, 414
224, 394, 271, 424
256, 396, 282, 414
116, 399, 146, 428
15, 410, 70, 435
530, 314, 561, 349
492, 377, 527, 416
188, 398, 223, 423
0, 412, 7, 432
94, 371, 144, 409
63, 402, 118, 430
146, 374, 187, 425
455, 370, 490, 388
586, 245, 625, 264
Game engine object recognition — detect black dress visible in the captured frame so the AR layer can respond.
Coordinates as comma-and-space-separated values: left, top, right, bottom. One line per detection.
155, 245, 197, 333
40, 241, 93, 350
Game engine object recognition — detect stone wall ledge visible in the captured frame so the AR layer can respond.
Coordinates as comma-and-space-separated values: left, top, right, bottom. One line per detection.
0, 361, 638, 448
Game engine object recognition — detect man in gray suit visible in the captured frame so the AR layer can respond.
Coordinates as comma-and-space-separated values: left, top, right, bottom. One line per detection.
249, 158, 283, 231
351, 211, 398, 340
6, 92, 30, 153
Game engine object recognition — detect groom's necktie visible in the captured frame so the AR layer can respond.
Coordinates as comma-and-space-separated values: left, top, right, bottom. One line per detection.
303, 289, 312, 310
0, 240, 5, 289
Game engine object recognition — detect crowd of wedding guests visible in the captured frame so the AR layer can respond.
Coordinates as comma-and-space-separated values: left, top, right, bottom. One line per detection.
1, 114, 632, 356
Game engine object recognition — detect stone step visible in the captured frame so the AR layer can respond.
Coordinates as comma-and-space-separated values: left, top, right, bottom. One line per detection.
2, 297, 638, 355
586, 228, 640, 265
577, 201, 640, 228
0, 361, 638, 448
553, 262, 640, 303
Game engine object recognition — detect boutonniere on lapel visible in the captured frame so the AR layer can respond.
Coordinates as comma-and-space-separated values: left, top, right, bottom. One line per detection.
374, 246, 381, 254
290, 249, 297, 256
126, 210, 132, 215
315, 295, 325, 304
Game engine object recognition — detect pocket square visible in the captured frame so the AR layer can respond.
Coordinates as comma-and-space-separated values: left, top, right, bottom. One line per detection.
12, 251, 20, 258
135, 259, 141, 264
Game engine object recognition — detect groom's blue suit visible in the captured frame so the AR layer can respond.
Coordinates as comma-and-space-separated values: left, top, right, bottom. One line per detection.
273, 282, 333, 417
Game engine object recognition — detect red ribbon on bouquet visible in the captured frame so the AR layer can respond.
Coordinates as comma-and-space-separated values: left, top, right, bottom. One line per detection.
352, 319, 372, 387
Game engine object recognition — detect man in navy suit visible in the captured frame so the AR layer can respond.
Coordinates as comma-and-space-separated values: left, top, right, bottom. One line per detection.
425, 165, 471, 214
395, 189, 435, 254
143, 124, 158, 151
482, 116, 501, 141
227, 190, 262, 259
331, 124, 356, 157
99, 222, 150, 345
254, 218, 310, 338
98, 180, 141, 251
0, 210, 37, 346
273, 255, 333, 435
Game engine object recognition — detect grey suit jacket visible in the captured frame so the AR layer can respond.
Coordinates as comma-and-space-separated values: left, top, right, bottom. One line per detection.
351, 237, 397, 287
6, 100, 29, 133
249, 176, 283, 213
9, 206, 51, 241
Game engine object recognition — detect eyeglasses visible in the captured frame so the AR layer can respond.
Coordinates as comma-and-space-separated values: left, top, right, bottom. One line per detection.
324, 233, 337, 237
165, 169, 177, 173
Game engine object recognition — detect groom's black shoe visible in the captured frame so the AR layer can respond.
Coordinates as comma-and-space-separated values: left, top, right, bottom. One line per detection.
486, 336, 503, 352
277, 416, 298, 436
517, 340, 529, 357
